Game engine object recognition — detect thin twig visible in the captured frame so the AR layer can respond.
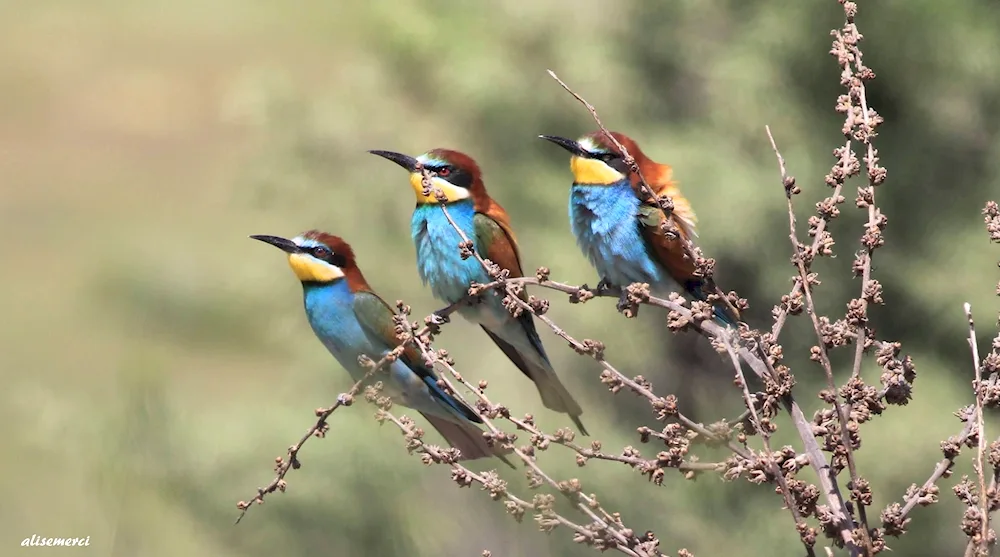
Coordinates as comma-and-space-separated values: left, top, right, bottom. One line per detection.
546, 70, 659, 208
891, 373, 1000, 525
901, 422, 974, 520
723, 339, 818, 557
848, 24, 886, 383
766, 125, 867, 553
419, 317, 723, 477
234, 302, 465, 524
376, 402, 645, 557
234, 350, 394, 524
967, 302, 989, 553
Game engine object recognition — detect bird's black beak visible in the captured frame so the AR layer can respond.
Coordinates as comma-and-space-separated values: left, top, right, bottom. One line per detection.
538, 135, 590, 158
368, 150, 419, 172
249, 235, 301, 254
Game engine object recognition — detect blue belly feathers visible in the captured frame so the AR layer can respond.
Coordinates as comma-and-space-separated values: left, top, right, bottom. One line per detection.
569, 183, 671, 290
411, 201, 491, 304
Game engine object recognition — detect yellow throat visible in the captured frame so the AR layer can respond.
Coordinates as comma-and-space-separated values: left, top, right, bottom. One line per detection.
408, 172, 471, 204
569, 156, 625, 185
287, 253, 344, 282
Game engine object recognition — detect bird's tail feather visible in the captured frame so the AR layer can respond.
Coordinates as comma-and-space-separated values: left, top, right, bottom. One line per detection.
686, 280, 740, 327
480, 326, 588, 435
531, 368, 588, 435
421, 413, 515, 468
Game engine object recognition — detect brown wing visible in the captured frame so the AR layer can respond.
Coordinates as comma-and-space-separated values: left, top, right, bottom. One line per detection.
629, 162, 700, 281
637, 201, 699, 284
630, 161, 698, 236
472, 200, 525, 280
636, 190, 741, 324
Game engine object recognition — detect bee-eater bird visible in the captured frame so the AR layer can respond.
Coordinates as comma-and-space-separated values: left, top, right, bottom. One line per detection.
367, 148, 588, 434
539, 131, 740, 326
250, 230, 511, 464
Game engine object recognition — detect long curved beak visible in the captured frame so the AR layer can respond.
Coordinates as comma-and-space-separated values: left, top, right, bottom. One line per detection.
538, 135, 590, 158
368, 150, 419, 172
249, 235, 301, 254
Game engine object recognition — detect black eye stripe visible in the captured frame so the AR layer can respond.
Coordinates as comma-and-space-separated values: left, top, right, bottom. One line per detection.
608, 157, 629, 174
590, 151, 629, 174
309, 246, 347, 268
427, 164, 472, 190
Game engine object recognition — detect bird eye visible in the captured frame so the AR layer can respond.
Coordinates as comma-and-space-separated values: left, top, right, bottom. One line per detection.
437, 166, 452, 177
312, 246, 331, 259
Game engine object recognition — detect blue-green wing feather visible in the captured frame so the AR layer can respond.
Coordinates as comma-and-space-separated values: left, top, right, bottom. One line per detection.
472, 212, 552, 366
352, 291, 480, 423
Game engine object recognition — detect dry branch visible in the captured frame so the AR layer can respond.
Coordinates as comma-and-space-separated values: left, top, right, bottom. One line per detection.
233, 3, 1000, 556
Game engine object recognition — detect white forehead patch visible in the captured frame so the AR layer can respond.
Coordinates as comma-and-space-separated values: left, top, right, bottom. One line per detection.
292, 236, 321, 249
415, 153, 446, 168
577, 136, 599, 153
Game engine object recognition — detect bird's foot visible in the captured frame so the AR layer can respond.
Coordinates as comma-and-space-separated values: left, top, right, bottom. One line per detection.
431, 300, 462, 323
614, 283, 647, 318
596, 277, 615, 294
616, 291, 638, 317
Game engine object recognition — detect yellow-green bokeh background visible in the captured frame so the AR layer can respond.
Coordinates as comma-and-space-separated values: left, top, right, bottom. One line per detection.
4, 1, 1000, 555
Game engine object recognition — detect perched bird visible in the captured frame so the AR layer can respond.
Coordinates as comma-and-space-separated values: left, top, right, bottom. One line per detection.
250, 230, 510, 464
539, 131, 740, 326
368, 148, 588, 434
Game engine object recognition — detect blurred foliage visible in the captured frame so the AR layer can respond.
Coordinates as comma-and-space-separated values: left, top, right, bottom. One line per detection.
3, 0, 1000, 555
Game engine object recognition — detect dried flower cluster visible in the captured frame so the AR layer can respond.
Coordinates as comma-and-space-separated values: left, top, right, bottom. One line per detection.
234, 2, 999, 556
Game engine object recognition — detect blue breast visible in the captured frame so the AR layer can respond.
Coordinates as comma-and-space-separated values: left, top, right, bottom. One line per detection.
302, 281, 379, 381
411, 201, 492, 304
569, 183, 666, 288
303, 281, 427, 401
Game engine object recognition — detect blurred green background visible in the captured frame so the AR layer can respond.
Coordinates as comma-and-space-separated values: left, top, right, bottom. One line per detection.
3, 0, 1000, 555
